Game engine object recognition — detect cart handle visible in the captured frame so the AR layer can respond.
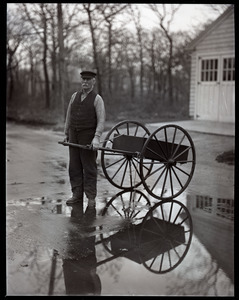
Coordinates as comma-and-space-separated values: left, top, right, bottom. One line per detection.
58, 141, 140, 156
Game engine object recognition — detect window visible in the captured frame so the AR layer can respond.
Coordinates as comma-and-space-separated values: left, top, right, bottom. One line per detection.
223, 57, 235, 81
195, 195, 234, 221
196, 195, 212, 213
217, 198, 234, 220
201, 59, 218, 82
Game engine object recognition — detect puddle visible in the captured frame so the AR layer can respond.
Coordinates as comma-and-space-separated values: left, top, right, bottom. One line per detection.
6, 191, 234, 296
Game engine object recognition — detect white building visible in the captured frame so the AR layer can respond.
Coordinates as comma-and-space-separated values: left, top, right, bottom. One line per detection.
187, 6, 235, 123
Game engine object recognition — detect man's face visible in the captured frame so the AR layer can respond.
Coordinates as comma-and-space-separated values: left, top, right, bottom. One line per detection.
81, 77, 95, 91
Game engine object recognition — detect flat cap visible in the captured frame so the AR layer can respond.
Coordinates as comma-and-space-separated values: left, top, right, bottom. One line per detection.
80, 70, 97, 78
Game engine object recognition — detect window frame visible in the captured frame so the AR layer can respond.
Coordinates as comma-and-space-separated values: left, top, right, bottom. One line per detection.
200, 58, 218, 82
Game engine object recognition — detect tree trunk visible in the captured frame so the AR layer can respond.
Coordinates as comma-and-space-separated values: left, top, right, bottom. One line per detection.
139, 39, 144, 99
57, 3, 65, 121
7, 52, 14, 103
84, 4, 102, 96
130, 7, 144, 99
7, 43, 20, 103
168, 37, 173, 105
42, 9, 50, 108
108, 23, 112, 95
128, 66, 135, 99
50, 15, 57, 109
29, 49, 35, 97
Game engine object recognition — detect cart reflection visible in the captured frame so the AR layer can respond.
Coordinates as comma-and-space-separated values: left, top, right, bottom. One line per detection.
62, 190, 193, 295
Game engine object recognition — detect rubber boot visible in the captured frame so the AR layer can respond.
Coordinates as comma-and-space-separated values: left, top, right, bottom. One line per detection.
66, 187, 83, 206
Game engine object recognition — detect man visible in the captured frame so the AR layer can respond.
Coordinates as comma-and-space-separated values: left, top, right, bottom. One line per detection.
64, 70, 105, 214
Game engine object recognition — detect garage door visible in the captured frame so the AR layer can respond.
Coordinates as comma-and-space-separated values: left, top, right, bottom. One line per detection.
196, 55, 235, 122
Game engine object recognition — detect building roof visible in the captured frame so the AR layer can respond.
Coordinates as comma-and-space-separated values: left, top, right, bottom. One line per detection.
186, 5, 234, 51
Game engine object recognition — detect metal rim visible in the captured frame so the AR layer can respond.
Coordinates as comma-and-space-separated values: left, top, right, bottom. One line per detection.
138, 199, 193, 274
101, 120, 151, 190
140, 124, 196, 200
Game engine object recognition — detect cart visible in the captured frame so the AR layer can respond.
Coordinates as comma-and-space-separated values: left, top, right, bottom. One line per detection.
59, 120, 196, 200
58, 120, 195, 273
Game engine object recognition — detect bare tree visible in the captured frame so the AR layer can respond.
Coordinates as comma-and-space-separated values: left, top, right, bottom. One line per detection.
7, 9, 24, 103
7, 35, 21, 103
121, 32, 138, 100
57, 3, 65, 120
41, 4, 50, 108
22, 3, 51, 108
130, 5, 144, 99
96, 4, 128, 95
144, 31, 157, 96
55, 4, 87, 114
24, 42, 41, 98
45, 4, 58, 107
148, 4, 181, 104
208, 4, 232, 14
82, 4, 103, 96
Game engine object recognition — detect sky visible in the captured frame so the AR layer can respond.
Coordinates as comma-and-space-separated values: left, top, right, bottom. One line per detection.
138, 4, 230, 32
7, 3, 229, 34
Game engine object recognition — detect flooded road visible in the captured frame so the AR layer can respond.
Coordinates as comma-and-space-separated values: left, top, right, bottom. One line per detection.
6, 121, 234, 296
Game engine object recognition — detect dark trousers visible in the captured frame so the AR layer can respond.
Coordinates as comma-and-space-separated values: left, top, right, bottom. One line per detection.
69, 128, 97, 200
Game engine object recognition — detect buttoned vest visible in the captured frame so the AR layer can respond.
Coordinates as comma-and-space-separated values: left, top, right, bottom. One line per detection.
70, 90, 97, 144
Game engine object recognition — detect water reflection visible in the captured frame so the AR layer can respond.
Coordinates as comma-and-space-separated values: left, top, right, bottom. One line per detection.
62, 204, 101, 295
187, 194, 234, 284
99, 191, 193, 274
7, 191, 234, 296
58, 191, 193, 296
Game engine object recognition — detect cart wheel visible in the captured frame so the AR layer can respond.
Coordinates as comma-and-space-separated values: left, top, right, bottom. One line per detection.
101, 120, 152, 190
140, 125, 196, 200
138, 199, 193, 274
100, 189, 151, 255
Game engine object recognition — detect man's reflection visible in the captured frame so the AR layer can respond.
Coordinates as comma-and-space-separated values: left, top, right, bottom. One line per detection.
62, 203, 101, 296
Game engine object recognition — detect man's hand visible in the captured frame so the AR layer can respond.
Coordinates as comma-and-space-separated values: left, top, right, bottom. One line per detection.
91, 136, 100, 150
63, 136, 69, 143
